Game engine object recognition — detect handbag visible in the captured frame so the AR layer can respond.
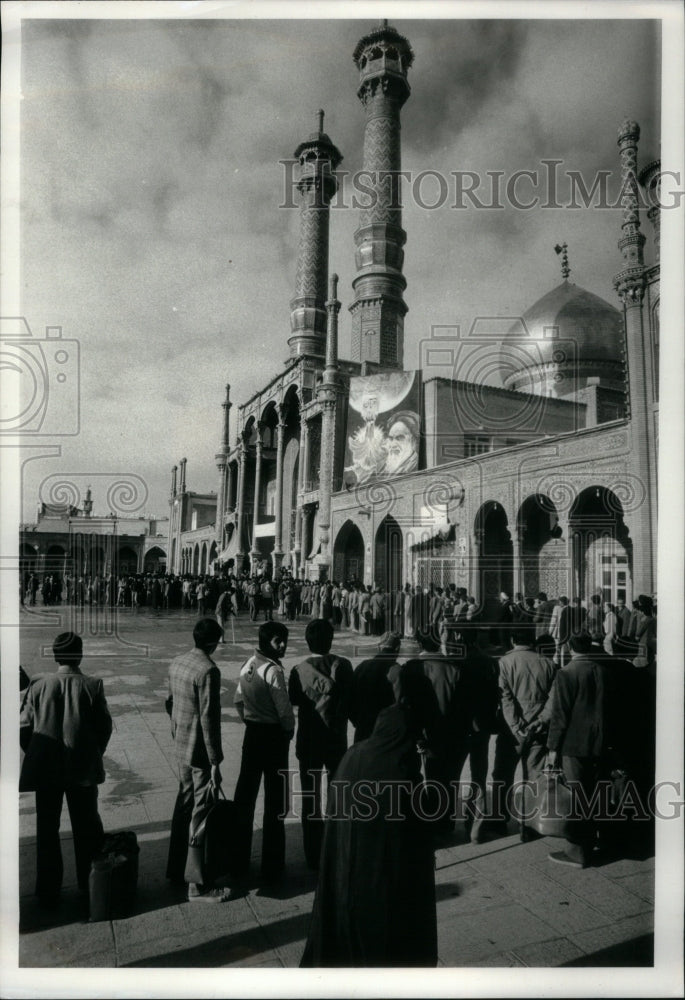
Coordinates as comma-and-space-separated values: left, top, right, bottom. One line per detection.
191, 786, 245, 883
89, 831, 140, 921
514, 764, 576, 839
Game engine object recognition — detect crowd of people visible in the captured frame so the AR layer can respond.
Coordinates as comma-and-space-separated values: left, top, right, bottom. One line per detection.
20, 568, 658, 676
20, 583, 657, 965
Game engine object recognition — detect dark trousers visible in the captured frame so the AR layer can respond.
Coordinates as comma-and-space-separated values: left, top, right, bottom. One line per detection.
298, 749, 344, 869
34, 784, 104, 899
562, 755, 600, 866
167, 764, 215, 885
234, 722, 290, 878
424, 734, 489, 839
492, 729, 548, 824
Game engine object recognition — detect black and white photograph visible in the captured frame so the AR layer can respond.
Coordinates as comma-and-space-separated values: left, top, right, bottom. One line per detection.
1, 0, 683, 996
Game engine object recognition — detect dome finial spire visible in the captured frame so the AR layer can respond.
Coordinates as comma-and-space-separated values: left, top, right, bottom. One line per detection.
554, 242, 570, 281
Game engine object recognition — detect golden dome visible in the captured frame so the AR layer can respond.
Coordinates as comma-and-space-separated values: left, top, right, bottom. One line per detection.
501, 281, 624, 394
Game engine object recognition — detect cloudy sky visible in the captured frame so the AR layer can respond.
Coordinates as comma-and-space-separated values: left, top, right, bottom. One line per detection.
15, 7, 660, 521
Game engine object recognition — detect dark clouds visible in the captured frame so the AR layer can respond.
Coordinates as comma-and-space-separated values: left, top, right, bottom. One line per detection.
17, 14, 662, 518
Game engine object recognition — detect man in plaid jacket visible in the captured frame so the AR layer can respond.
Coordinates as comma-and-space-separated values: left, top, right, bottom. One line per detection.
166, 617, 228, 902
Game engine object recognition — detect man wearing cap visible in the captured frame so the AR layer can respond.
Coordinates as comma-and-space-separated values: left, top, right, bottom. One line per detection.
288, 619, 354, 870
350, 631, 402, 743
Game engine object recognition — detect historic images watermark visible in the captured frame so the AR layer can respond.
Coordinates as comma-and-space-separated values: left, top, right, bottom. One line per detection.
280, 773, 684, 824
278, 162, 683, 212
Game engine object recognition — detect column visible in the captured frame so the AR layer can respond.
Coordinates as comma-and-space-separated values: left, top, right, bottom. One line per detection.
272, 409, 286, 569
292, 420, 308, 573
513, 525, 525, 597
251, 429, 264, 561
235, 439, 247, 564
315, 274, 341, 580
612, 119, 654, 594
226, 462, 235, 514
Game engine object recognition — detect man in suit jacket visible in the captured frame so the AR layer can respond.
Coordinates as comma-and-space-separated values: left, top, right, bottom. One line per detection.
545, 630, 605, 869
491, 628, 557, 837
166, 617, 228, 902
20, 632, 112, 906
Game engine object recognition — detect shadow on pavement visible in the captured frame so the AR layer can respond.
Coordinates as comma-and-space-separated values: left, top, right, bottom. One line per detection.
121, 911, 311, 967
562, 933, 654, 967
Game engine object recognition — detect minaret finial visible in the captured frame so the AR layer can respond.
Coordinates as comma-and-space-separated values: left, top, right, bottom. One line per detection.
317, 109, 324, 134
554, 242, 570, 281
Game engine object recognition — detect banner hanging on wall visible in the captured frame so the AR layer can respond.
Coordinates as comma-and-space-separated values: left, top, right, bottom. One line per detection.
343, 371, 421, 487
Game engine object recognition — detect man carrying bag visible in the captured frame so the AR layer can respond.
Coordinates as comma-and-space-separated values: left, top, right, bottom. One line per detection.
166, 617, 229, 902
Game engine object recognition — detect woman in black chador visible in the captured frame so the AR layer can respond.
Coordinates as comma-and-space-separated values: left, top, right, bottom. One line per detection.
300, 669, 437, 968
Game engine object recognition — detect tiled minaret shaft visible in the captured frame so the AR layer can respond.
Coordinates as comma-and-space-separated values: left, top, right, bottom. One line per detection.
349, 21, 413, 370
288, 110, 342, 360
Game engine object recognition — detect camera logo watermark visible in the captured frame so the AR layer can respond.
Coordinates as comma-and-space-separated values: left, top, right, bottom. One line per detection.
0, 317, 80, 436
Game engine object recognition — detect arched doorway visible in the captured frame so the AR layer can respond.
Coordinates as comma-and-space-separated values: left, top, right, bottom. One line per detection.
475, 501, 513, 618
374, 515, 403, 594
192, 544, 200, 575
332, 520, 365, 585
117, 546, 138, 575
144, 546, 167, 574
517, 494, 566, 598
569, 487, 632, 603
200, 542, 208, 575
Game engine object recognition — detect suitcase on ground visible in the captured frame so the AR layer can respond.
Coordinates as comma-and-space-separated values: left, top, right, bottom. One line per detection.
88, 830, 140, 921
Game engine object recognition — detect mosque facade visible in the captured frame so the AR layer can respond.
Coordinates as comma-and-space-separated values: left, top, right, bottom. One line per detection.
168, 22, 659, 619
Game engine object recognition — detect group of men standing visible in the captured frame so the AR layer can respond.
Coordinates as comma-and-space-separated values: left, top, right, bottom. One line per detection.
19, 601, 655, 959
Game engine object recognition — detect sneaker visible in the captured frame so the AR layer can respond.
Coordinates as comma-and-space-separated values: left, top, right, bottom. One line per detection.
187, 884, 229, 903
548, 851, 585, 869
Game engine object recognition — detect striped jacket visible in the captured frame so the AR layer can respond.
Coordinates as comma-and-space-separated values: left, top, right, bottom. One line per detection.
168, 647, 223, 768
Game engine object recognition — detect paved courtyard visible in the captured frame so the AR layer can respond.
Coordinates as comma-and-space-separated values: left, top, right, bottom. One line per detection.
16, 605, 656, 974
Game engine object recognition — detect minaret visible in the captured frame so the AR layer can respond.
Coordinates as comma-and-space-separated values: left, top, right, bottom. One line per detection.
176, 457, 187, 575
288, 110, 343, 360
315, 274, 341, 580
167, 466, 178, 573
83, 486, 93, 518
612, 119, 655, 594
349, 21, 413, 370
214, 385, 231, 548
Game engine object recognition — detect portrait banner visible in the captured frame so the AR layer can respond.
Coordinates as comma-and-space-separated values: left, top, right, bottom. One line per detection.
343, 371, 421, 487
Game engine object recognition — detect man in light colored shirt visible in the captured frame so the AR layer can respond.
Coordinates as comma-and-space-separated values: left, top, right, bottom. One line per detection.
233, 621, 294, 882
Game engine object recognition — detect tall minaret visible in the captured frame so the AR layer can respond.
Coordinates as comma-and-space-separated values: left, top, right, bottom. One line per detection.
214, 384, 231, 548
349, 21, 413, 370
288, 110, 342, 360
612, 119, 655, 594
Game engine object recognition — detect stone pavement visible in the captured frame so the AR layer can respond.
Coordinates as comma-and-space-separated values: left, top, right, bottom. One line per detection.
16, 605, 655, 970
